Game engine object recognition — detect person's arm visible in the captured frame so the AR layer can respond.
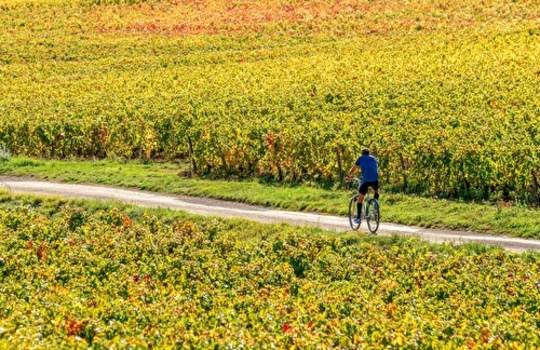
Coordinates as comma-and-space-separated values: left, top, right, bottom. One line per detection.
346, 164, 360, 182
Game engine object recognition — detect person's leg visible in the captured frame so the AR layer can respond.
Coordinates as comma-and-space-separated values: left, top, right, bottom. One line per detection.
372, 181, 380, 209
357, 182, 369, 219
357, 193, 365, 218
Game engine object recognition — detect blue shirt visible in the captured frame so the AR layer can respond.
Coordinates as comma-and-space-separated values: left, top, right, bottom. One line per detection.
355, 155, 379, 182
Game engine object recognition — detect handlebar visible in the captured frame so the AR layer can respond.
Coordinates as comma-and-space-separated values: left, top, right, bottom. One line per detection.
346, 176, 362, 183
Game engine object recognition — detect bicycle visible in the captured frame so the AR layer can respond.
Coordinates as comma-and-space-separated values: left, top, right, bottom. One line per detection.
347, 177, 380, 234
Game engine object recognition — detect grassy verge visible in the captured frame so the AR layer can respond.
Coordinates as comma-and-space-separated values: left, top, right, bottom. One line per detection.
3, 188, 498, 256
0, 189, 449, 251
1, 157, 539, 238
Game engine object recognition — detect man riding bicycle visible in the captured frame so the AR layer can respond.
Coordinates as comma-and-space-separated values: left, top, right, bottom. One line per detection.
345, 147, 380, 224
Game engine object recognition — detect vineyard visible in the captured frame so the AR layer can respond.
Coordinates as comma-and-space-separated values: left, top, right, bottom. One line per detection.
1, 0, 540, 202
0, 193, 538, 348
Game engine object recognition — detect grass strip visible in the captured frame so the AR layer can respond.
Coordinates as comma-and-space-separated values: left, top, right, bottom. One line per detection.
1, 157, 539, 238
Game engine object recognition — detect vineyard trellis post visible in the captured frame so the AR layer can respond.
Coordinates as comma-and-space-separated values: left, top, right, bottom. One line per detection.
187, 136, 197, 175
398, 153, 408, 191
335, 145, 344, 184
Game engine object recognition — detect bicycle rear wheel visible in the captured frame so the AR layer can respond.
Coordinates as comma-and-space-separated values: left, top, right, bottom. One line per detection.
348, 195, 360, 230
366, 199, 380, 234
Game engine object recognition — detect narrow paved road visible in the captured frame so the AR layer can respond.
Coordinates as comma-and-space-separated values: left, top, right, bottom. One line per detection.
1, 176, 539, 252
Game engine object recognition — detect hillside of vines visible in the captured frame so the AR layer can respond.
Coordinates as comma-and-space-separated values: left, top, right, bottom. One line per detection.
1, 0, 540, 202
0, 192, 539, 348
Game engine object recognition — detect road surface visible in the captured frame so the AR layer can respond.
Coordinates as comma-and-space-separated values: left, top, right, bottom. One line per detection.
1, 176, 539, 252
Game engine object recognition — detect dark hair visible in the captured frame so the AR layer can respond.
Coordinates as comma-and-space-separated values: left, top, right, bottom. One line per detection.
361, 147, 370, 155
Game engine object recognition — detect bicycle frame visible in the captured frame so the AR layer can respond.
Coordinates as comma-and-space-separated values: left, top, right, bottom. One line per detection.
348, 177, 380, 233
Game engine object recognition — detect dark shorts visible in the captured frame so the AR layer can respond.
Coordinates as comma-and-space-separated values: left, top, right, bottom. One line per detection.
358, 180, 379, 195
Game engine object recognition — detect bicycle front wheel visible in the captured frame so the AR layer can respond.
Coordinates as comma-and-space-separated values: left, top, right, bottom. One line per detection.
348, 195, 360, 230
366, 199, 380, 234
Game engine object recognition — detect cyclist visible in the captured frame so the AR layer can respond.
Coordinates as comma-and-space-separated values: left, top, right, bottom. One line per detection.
345, 147, 380, 224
